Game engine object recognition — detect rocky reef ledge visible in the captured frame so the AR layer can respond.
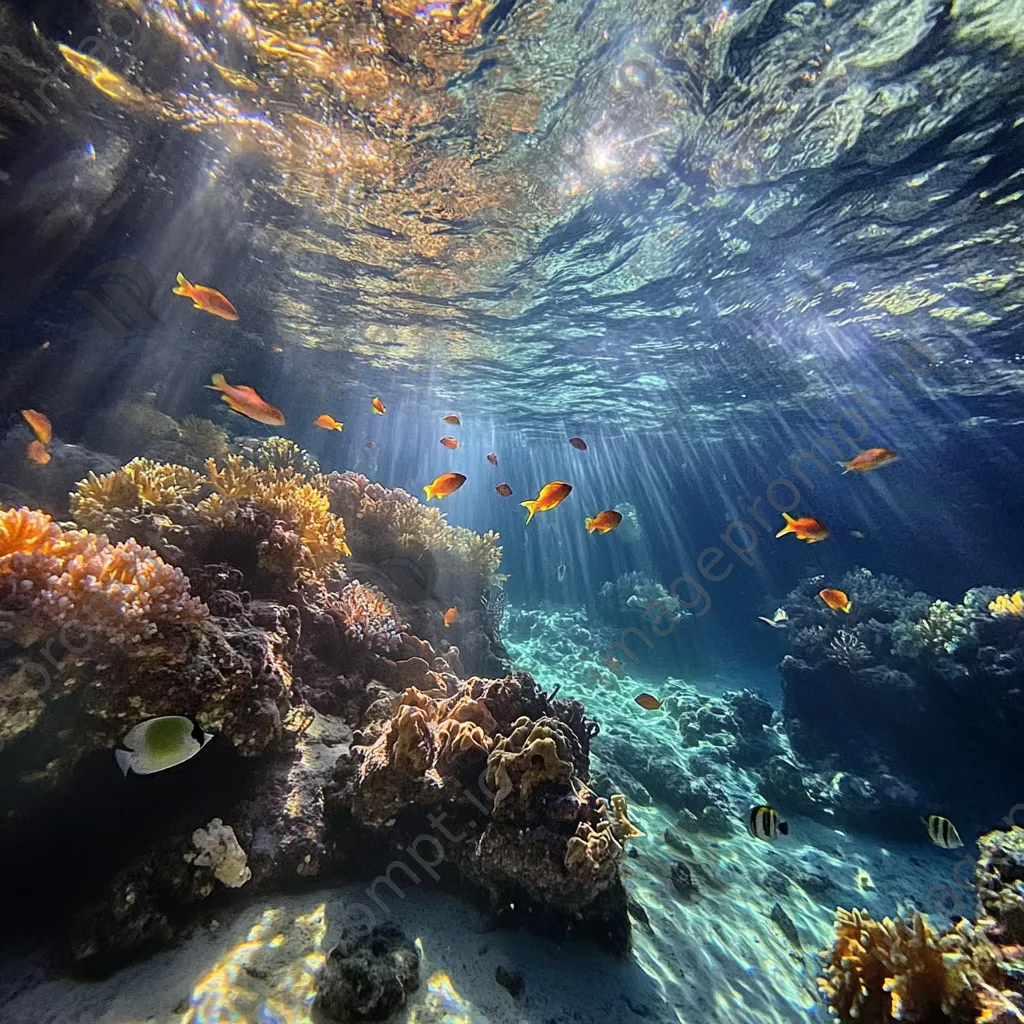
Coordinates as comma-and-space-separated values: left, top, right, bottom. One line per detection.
0, 440, 634, 974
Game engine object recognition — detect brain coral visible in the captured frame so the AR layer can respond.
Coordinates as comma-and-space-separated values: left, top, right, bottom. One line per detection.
0, 507, 207, 645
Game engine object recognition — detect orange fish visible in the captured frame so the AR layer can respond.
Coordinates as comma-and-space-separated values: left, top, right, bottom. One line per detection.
372, 397, 386, 415
569, 437, 587, 451
26, 440, 50, 465
819, 588, 852, 613
635, 693, 661, 711
496, 483, 513, 497
839, 447, 899, 474
442, 414, 461, 425
443, 607, 458, 627
521, 481, 572, 524
315, 414, 343, 431
424, 472, 466, 501
776, 513, 829, 543
172, 272, 238, 320
586, 509, 622, 534
206, 373, 285, 426
440, 437, 461, 450
20, 409, 52, 445
487, 453, 498, 466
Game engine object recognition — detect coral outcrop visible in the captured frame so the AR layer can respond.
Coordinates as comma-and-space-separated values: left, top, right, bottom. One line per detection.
597, 570, 686, 628
190, 817, 252, 888
326, 580, 407, 655
818, 827, 1024, 1023
779, 568, 1024, 831
0, 506, 207, 647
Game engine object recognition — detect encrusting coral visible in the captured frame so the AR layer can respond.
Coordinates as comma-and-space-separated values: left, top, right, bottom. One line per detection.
190, 818, 252, 888
0, 506, 207, 646
486, 715, 579, 815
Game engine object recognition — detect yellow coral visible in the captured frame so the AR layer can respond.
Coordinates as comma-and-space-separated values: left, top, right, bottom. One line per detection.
70, 457, 205, 530
989, 591, 1024, 618
564, 794, 642, 875
201, 455, 350, 576
0, 507, 206, 646
818, 907, 975, 1022
486, 715, 576, 813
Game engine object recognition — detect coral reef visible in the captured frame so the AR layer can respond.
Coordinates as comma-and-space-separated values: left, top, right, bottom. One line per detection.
238, 435, 321, 476
818, 828, 1024, 1023
597, 570, 685, 628
177, 416, 229, 461
190, 817, 252, 888
317, 922, 421, 1024
779, 568, 1024, 830
71, 457, 205, 528
990, 591, 1024, 618
0, 506, 207, 646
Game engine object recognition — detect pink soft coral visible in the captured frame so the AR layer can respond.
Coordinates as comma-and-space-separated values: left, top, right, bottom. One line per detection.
327, 579, 406, 654
0, 507, 207, 645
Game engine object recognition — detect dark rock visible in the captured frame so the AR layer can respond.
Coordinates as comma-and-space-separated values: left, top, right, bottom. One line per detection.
670, 861, 698, 898
317, 922, 421, 1023
495, 965, 524, 999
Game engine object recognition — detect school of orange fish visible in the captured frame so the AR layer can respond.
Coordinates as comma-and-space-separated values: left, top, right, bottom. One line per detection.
18, 277, 933, 845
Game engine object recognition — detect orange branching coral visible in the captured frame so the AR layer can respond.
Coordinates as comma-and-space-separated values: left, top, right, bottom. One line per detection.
327, 580, 407, 653
989, 592, 1024, 618
818, 907, 976, 1023
0, 507, 207, 645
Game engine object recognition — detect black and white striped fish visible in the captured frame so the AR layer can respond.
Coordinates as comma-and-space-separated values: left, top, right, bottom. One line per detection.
924, 815, 963, 849
748, 804, 788, 842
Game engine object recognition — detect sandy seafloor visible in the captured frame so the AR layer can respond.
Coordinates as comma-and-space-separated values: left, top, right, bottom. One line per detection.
0, 603, 964, 1024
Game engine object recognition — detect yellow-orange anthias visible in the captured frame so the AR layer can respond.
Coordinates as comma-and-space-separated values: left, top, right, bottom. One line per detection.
173, 272, 238, 320
776, 513, 829, 543
819, 588, 852, 613
839, 447, 899, 473
521, 481, 572, 524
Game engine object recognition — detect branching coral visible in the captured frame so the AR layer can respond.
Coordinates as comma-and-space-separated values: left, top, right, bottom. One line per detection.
327, 580, 407, 654
71, 457, 205, 530
828, 629, 872, 666
0, 507, 207, 645
202, 455, 350, 578
237, 436, 320, 476
326, 472, 505, 593
990, 592, 1024, 618
178, 417, 229, 460
818, 908, 976, 1022
903, 599, 974, 656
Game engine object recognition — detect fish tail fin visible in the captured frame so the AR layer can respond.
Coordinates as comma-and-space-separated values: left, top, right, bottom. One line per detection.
173, 272, 192, 296
114, 749, 132, 777
775, 514, 794, 538
521, 500, 537, 524
585, 517, 596, 533
206, 372, 227, 392
423, 485, 434, 501
837, 461, 851, 474
778, 821, 789, 835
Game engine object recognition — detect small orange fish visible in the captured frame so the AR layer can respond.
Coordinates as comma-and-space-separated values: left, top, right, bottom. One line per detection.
496, 483, 513, 497
206, 373, 285, 426
586, 509, 622, 534
635, 693, 661, 711
26, 440, 50, 464
839, 447, 900, 474
521, 481, 572, 524
424, 472, 466, 501
443, 607, 459, 627
776, 513, 829, 543
487, 453, 498, 466
569, 437, 587, 451
366, 440, 375, 449
20, 409, 52, 445
819, 588, 852, 613
442, 414, 461, 425
440, 437, 461, 450
372, 397, 386, 415
315, 414, 343, 431
172, 272, 238, 320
